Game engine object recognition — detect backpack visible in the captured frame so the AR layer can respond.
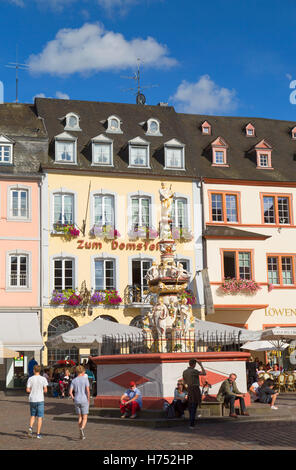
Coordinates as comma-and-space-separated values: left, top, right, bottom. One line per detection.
163, 400, 175, 419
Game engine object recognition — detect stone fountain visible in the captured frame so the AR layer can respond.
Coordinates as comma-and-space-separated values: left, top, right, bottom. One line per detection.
143, 183, 195, 352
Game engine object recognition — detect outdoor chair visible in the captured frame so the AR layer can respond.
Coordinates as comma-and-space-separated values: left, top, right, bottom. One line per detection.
286, 374, 295, 392
276, 373, 286, 393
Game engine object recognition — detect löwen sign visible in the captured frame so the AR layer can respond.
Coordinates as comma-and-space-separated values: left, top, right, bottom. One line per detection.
76, 239, 161, 251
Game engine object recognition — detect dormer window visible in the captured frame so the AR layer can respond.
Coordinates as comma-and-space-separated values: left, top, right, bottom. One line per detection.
0, 135, 14, 164
245, 123, 255, 137
91, 134, 113, 166
64, 113, 81, 131
202, 121, 211, 135
128, 137, 150, 168
145, 118, 162, 136
255, 139, 273, 169
164, 139, 185, 169
211, 137, 229, 166
55, 132, 77, 164
106, 115, 122, 134
291, 126, 296, 139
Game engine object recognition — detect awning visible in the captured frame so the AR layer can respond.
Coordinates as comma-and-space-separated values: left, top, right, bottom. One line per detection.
0, 347, 18, 359
0, 312, 43, 351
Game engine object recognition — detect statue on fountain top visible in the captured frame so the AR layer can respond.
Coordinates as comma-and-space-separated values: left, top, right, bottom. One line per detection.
159, 182, 174, 212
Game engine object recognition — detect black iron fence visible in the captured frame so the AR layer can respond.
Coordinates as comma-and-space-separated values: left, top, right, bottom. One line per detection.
100, 331, 243, 355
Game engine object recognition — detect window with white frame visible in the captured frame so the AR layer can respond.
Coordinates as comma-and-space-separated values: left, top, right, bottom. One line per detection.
171, 198, 188, 228
131, 196, 150, 230
106, 115, 122, 134
94, 259, 116, 291
94, 194, 114, 227
214, 151, 225, 164
0, 144, 12, 163
9, 254, 29, 288
54, 258, 74, 291
166, 147, 184, 169
55, 140, 75, 163
10, 188, 29, 219
259, 154, 269, 167
164, 139, 185, 169
53, 193, 74, 228
93, 143, 112, 165
64, 113, 80, 131
129, 145, 149, 167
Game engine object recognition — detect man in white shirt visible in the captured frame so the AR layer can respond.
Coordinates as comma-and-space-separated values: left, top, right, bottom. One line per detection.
249, 376, 264, 401
26, 365, 48, 439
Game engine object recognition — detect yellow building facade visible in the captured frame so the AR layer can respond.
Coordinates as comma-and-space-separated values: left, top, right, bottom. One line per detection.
41, 172, 202, 365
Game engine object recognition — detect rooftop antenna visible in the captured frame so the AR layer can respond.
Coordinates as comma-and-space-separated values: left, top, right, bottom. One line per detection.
121, 58, 158, 105
5, 46, 30, 103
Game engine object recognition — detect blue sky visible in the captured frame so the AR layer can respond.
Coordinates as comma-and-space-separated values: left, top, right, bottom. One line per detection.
0, 0, 296, 120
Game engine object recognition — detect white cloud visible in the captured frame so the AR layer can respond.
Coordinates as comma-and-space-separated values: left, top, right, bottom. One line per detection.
27, 23, 177, 76
171, 75, 238, 114
55, 91, 70, 99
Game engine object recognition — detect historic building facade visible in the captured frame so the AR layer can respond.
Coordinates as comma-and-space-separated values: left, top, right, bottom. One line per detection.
0, 103, 46, 388
181, 113, 296, 342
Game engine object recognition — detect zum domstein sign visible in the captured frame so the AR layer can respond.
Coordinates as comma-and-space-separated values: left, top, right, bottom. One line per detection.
265, 307, 296, 317
76, 239, 162, 251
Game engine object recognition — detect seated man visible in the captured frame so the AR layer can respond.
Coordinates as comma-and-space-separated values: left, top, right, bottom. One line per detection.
120, 381, 142, 419
249, 376, 265, 402
257, 378, 279, 410
217, 373, 249, 418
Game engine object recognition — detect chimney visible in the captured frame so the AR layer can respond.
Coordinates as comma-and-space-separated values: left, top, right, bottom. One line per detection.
158, 102, 168, 107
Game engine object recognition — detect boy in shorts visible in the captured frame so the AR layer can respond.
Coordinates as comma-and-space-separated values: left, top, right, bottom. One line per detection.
26, 364, 48, 439
69, 365, 90, 440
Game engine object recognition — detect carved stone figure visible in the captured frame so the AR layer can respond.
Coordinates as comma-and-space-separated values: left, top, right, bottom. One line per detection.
179, 298, 192, 333
177, 262, 190, 281
146, 262, 159, 281
151, 298, 169, 337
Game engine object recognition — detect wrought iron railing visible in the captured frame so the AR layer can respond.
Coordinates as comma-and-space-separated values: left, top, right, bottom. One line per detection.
124, 285, 156, 305
100, 331, 243, 355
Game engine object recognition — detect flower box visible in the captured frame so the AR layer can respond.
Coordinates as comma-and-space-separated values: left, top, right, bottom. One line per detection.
92, 224, 120, 240
128, 226, 158, 240
220, 278, 261, 295
53, 223, 80, 237
90, 290, 122, 306
172, 227, 193, 241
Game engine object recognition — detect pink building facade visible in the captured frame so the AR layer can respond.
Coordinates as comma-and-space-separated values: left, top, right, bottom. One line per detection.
0, 104, 46, 389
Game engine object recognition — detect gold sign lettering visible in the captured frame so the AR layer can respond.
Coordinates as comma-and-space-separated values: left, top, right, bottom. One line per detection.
265, 307, 296, 317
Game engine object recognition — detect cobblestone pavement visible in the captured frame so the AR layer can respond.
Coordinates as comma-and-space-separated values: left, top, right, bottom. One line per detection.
0, 392, 296, 451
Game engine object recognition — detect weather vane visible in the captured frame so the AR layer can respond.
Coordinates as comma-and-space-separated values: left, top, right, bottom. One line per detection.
5, 46, 30, 103
121, 58, 158, 105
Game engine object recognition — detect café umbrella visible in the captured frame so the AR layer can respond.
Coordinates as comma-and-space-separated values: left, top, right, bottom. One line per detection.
241, 340, 289, 352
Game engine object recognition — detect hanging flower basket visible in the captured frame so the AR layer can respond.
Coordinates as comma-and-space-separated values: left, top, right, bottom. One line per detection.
220, 278, 261, 295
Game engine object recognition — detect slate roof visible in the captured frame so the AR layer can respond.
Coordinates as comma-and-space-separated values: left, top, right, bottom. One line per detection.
35, 98, 198, 179
179, 113, 296, 182
0, 103, 47, 175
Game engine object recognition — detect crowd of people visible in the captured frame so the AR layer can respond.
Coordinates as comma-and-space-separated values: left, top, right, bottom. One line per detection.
25, 354, 289, 440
